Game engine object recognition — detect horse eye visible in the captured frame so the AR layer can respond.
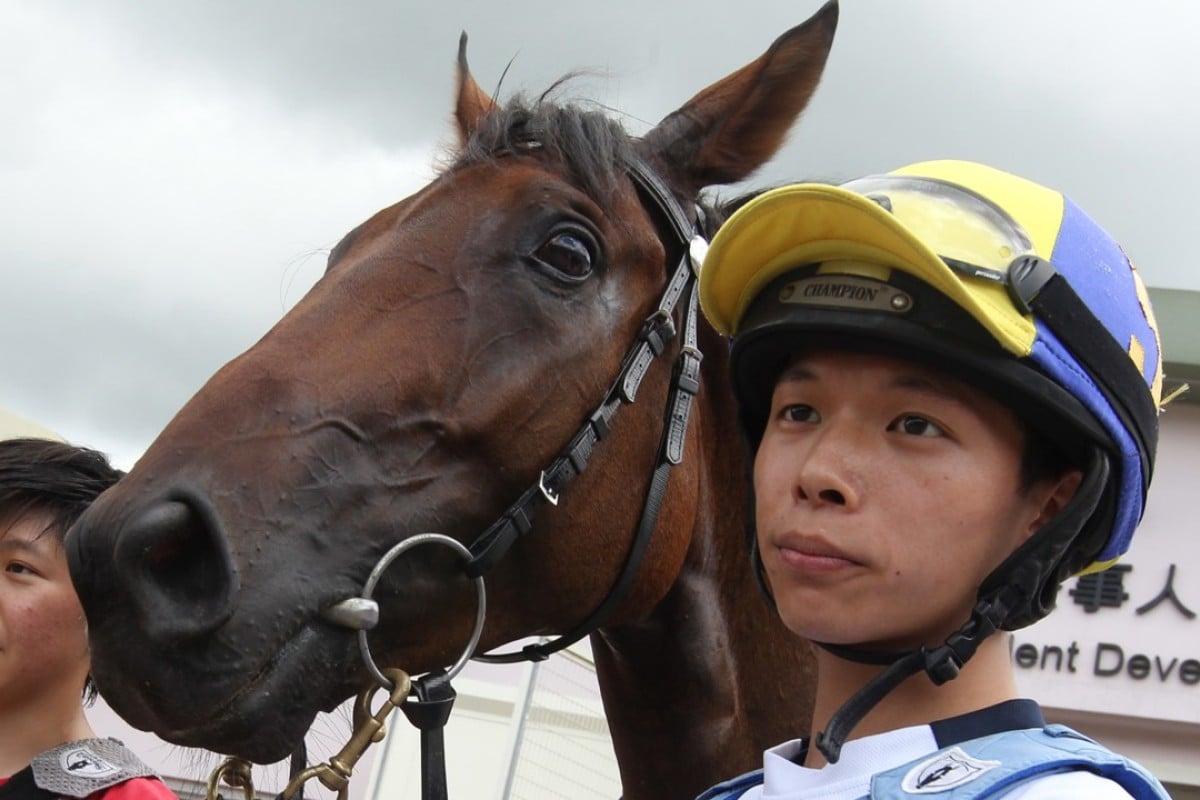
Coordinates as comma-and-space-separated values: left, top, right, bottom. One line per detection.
533, 230, 595, 282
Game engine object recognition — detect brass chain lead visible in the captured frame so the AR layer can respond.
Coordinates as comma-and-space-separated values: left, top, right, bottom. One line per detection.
205, 668, 412, 800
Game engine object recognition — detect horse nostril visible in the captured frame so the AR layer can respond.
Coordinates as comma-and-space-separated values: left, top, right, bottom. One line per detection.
116, 499, 239, 641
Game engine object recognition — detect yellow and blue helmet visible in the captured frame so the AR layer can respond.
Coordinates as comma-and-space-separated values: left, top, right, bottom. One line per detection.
700, 159, 1163, 630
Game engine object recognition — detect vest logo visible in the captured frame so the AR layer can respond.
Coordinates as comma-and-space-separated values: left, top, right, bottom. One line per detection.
60, 747, 120, 779
778, 276, 912, 314
900, 747, 1000, 793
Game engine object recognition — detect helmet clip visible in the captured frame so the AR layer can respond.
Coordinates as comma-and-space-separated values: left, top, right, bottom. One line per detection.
1006, 255, 1058, 315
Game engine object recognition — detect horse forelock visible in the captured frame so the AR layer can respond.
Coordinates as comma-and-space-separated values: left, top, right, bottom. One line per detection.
451, 90, 636, 215
448, 84, 790, 244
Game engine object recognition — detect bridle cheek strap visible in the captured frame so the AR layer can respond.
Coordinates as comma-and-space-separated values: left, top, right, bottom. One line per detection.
468, 154, 706, 663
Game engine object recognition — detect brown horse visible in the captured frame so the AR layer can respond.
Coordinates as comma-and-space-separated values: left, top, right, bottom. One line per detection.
67, 5, 837, 799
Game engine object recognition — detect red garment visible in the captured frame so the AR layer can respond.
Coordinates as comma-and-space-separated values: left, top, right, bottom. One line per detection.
0, 775, 177, 800
84, 777, 177, 800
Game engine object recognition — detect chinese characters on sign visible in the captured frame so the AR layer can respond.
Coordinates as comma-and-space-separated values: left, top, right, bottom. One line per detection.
1069, 564, 1131, 613
1070, 563, 1196, 619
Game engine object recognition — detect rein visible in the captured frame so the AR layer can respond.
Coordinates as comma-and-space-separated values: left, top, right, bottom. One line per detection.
207, 153, 708, 800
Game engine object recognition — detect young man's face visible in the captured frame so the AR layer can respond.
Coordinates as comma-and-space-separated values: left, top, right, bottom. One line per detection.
753, 350, 1070, 651
0, 514, 91, 709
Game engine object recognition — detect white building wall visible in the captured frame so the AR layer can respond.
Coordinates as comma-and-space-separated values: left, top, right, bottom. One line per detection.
366, 645, 620, 800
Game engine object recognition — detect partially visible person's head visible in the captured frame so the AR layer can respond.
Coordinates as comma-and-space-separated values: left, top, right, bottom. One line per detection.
699, 158, 1166, 762
0, 437, 124, 704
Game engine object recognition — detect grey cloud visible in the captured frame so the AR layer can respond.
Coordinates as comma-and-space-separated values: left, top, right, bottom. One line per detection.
5, 0, 1197, 464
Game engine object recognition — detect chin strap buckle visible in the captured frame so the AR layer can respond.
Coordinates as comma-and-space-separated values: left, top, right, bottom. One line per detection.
923, 600, 1004, 685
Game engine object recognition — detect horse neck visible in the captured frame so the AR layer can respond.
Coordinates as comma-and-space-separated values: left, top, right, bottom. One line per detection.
589, 324, 815, 800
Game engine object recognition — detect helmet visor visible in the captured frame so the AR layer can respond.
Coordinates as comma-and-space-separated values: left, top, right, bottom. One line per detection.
840, 174, 1034, 285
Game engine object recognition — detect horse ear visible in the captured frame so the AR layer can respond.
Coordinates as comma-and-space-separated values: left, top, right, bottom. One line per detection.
455, 32, 497, 145
641, 0, 839, 196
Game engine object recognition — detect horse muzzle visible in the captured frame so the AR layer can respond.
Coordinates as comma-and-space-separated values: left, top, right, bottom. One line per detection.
69, 489, 240, 642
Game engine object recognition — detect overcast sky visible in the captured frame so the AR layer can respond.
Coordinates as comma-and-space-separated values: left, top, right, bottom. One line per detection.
4, 0, 1198, 469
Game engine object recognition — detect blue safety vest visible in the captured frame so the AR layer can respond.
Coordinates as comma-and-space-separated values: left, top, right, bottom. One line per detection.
697, 725, 1171, 799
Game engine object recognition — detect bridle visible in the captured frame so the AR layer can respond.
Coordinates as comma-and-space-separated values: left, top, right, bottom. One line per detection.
466, 151, 708, 662
207, 152, 709, 800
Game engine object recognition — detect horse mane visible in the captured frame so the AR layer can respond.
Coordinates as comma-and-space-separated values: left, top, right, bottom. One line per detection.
452, 80, 636, 215
704, 189, 766, 238
704, 177, 842, 238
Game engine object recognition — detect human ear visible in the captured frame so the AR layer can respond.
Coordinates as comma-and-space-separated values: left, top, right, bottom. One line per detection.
1024, 468, 1085, 541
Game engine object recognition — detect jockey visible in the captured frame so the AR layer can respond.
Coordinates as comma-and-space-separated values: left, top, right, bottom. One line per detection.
695, 160, 1173, 799
0, 438, 178, 800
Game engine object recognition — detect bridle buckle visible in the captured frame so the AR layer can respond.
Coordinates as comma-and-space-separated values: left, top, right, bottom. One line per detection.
538, 470, 560, 506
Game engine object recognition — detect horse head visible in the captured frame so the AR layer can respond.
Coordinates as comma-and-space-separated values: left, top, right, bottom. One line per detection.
67, 4, 837, 788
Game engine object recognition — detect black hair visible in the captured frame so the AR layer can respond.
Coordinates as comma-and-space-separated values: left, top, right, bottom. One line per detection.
0, 437, 125, 704
1018, 425, 1077, 491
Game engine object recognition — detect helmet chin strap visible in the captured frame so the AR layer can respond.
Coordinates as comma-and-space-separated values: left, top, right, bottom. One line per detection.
811, 592, 1013, 764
